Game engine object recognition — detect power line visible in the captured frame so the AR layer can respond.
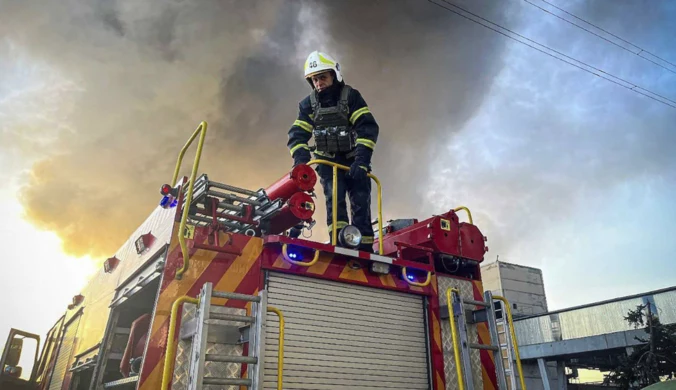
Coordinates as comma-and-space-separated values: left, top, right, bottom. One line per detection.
426, 0, 676, 109
532, 0, 676, 72
430, 0, 676, 108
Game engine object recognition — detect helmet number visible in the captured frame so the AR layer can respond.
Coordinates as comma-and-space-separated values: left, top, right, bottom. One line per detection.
309, 61, 318, 68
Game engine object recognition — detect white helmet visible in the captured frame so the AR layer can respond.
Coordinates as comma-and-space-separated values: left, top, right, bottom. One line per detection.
304, 50, 343, 85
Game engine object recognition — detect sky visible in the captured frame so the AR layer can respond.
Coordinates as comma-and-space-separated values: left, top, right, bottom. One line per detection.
0, 0, 675, 374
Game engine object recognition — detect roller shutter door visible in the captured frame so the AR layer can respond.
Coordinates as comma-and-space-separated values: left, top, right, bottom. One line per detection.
264, 273, 429, 390
48, 314, 81, 390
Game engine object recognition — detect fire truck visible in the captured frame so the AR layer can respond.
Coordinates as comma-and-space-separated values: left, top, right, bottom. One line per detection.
1, 122, 526, 390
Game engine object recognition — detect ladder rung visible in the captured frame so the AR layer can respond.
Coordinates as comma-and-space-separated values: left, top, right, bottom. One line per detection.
212, 290, 261, 302
113, 327, 130, 335
205, 354, 257, 364
203, 378, 252, 386
463, 298, 489, 307
103, 376, 139, 388
470, 343, 499, 351
210, 312, 255, 323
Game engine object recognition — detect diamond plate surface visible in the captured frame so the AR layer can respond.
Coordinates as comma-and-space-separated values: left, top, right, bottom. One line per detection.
438, 276, 484, 390
172, 303, 246, 390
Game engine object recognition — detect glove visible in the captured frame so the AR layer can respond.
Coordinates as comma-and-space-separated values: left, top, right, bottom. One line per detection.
292, 148, 311, 167
349, 162, 368, 181
349, 144, 373, 180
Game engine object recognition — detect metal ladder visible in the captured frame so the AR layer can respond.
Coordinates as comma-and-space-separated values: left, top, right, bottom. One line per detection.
446, 289, 526, 390
185, 282, 268, 390
497, 307, 518, 390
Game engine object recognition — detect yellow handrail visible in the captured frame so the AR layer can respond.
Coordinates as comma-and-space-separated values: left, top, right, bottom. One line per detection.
173, 121, 208, 280
402, 267, 432, 287
445, 288, 465, 390
161, 296, 199, 390
267, 306, 285, 390
453, 206, 473, 225
282, 243, 320, 267
306, 159, 384, 255
493, 295, 527, 390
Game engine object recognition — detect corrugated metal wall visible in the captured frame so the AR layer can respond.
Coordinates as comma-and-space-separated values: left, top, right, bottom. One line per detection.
265, 272, 429, 390
515, 288, 676, 345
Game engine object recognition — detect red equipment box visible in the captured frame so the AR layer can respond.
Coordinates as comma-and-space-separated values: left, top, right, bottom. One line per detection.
377, 209, 487, 263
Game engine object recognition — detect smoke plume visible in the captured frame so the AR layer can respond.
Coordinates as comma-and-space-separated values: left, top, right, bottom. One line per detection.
1, 0, 508, 257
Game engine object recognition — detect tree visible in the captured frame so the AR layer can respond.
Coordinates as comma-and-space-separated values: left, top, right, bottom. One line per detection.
606, 303, 676, 389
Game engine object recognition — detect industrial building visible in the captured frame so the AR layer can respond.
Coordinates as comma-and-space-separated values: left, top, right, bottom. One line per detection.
481, 259, 676, 390
481, 260, 565, 390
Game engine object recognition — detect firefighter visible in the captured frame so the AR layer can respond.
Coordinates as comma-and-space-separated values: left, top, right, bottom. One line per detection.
287, 51, 379, 252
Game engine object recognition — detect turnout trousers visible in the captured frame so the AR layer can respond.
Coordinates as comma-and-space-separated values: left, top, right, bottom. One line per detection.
314, 153, 375, 252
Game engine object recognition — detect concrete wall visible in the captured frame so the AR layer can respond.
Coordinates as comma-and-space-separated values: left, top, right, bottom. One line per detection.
481, 261, 503, 295
521, 361, 566, 390
481, 261, 564, 390
480, 260, 549, 317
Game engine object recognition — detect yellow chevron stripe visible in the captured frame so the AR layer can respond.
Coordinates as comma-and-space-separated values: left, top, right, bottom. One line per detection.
477, 321, 496, 390
306, 253, 333, 275
432, 311, 442, 350
211, 239, 263, 305
273, 254, 293, 269
339, 262, 368, 283
379, 273, 397, 287
436, 372, 445, 390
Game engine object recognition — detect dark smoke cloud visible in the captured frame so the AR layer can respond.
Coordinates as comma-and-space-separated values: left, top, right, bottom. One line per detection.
1, 0, 509, 257
313, 0, 510, 218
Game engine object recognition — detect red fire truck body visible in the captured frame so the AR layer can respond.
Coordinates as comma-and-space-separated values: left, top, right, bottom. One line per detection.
1, 122, 524, 390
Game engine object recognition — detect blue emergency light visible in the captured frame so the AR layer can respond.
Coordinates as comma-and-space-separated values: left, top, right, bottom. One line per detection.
286, 247, 301, 260
159, 195, 178, 209
159, 184, 178, 209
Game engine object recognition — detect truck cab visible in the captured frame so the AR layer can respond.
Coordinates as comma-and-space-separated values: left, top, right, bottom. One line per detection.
0, 329, 40, 390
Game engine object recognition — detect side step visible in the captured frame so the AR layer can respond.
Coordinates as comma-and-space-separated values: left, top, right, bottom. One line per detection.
103, 376, 138, 388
